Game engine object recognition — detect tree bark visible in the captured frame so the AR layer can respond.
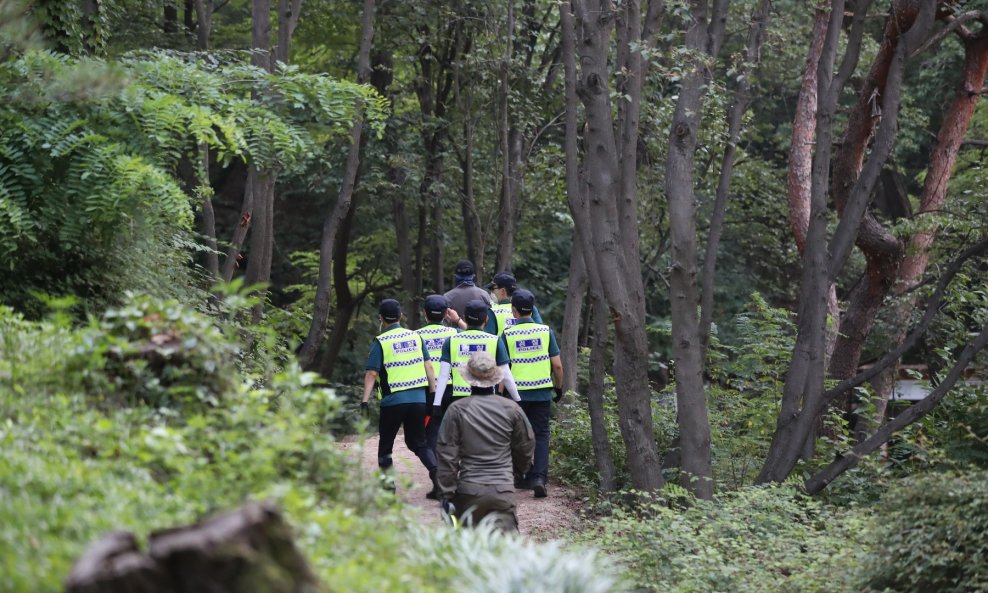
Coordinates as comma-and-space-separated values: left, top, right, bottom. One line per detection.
495, 0, 518, 273
567, 0, 664, 493
296, 0, 375, 369
756, 0, 847, 484
664, 0, 730, 500
66, 502, 318, 593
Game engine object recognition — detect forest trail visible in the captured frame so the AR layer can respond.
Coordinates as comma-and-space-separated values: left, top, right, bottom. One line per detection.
340, 429, 585, 541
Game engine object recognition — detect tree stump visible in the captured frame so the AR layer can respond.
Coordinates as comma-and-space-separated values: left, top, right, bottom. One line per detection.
65, 501, 321, 593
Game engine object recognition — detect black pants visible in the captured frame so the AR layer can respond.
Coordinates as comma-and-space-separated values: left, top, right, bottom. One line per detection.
378, 402, 436, 472
425, 389, 456, 455
520, 400, 551, 482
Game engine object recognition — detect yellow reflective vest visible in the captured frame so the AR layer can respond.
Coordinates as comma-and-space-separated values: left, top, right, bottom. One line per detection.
417, 324, 458, 378
490, 303, 517, 336
503, 323, 553, 390
449, 330, 500, 396
376, 327, 429, 398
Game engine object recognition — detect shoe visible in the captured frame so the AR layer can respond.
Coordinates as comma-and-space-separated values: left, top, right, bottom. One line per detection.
514, 477, 534, 490
533, 478, 547, 498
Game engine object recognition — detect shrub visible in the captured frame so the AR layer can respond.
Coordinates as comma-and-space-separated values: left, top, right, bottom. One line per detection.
861, 470, 988, 593
590, 483, 870, 593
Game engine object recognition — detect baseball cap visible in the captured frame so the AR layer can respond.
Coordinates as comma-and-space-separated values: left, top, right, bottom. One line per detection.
423, 294, 449, 315
511, 289, 535, 314
378, 298, 401, 322
454, 259, 475, 275
464, 299, 489, 324
485, 271, 517, 290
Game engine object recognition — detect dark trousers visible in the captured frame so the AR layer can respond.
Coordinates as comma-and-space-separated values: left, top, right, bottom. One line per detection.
520, 400, 551, 482
425, 389, 455, 455
451, 491, 518, 533
378, 403, 436, 472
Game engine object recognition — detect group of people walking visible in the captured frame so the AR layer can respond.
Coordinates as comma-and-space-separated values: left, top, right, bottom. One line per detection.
360, 259, 564, 532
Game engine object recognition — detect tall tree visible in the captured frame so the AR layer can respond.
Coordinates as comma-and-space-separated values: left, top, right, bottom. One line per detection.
297, 0, 375, 369
564, 0, 665, 493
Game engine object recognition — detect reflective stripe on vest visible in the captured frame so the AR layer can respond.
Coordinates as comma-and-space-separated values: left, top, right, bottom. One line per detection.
491, 303, 516, 336
449, 330, 500, 396
504, 324, 553, 390
417, 324, 458, 377
377, 327, 428, 397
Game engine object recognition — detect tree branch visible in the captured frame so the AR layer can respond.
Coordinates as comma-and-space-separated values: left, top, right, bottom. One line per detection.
806, 320, 988, 493
911, 10, 985, 56
817, 236, 988, 413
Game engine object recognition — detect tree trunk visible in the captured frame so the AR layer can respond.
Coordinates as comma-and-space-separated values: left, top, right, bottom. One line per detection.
567, 0, 664, 493
663, 0, 730, 500
296, 0, 375, 369
699, 0, 770, 358
561, 236, 588, 394
193, 0, 213, 50
495, 0, 517, 273
759, 0, 938, 483
319, 197, 359, 378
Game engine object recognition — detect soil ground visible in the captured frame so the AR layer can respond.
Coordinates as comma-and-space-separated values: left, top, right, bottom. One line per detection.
340, 429, 584, 541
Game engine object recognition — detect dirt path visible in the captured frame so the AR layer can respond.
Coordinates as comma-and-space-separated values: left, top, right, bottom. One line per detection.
340, 430, 584, 541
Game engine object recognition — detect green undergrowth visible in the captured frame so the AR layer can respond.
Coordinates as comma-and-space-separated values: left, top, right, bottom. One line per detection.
0, 297, 624, 593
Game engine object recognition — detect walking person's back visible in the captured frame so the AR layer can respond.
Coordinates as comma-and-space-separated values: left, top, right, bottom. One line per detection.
436, 352, 534, 532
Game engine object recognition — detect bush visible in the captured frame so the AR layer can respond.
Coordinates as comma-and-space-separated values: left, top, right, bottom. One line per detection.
861, 470, 988, 593
0, 297, 628, 593
590, 483, 870, 593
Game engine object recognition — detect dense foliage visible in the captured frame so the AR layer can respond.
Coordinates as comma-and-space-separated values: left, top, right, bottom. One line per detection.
0, 296, 623, 593
0, 49, 385, 317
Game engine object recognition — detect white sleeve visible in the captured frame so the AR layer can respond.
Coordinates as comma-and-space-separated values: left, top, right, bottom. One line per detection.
434, 361, 452, 406
500, 365, 521, 402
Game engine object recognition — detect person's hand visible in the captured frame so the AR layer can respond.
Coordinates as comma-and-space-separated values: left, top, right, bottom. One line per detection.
444, 308, 461, 326
432, 405, 443, 419
360, 401, 369, 416
553, 387, 564, 403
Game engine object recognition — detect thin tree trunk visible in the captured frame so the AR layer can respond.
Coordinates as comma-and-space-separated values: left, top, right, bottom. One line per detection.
193, 0, 213, 50
297, 0, 375, 369
496, 0, 517, 272
319, 197, 359, 379
756, 0, 846, 484
588, 290, 618, 492
699, 0, 770, 358
561, 239, 588, 394
221, 174, 253, 282
664, 0, 729, 500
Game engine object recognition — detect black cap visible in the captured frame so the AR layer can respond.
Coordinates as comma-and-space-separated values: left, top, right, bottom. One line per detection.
485, 271, 517, 290
454, 259, 475, 276
464, 299, 489, 325
378, 298, 401, 322
511, 289, 535, 314
423, 294, 449, 315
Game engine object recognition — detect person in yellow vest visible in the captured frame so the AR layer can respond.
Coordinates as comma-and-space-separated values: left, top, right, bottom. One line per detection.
361, 298, 438, 495
416, 294, 463, 499
499, 289, 563, 498
483, 272, 543, 336
433, 300, 521, 417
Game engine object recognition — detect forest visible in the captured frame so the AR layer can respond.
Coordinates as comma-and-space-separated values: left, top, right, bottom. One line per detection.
2, 0, 988, 591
